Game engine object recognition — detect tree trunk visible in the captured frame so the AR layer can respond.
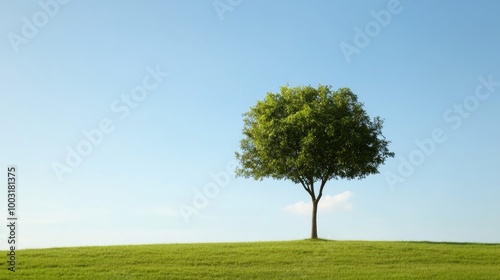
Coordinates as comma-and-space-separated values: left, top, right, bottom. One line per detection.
311, 199, 319, 239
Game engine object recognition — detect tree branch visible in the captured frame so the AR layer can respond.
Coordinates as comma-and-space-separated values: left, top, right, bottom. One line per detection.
316, 179, 327, 202
309, 177, 316, 201
297, 176, 313, 197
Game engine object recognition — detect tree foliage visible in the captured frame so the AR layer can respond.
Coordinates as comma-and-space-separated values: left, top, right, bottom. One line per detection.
235, 85, 394, 238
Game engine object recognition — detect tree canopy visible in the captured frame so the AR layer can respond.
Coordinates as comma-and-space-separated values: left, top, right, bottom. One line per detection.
235, 85, 394, 238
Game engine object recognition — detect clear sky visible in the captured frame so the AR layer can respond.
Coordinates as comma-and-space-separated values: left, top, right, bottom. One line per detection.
1, 0, 499, 249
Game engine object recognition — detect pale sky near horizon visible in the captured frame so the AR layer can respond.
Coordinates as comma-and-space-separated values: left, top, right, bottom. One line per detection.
1, 0, 500, 249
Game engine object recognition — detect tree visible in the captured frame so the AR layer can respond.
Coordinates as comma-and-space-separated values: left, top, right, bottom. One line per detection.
235, 85, 394, 239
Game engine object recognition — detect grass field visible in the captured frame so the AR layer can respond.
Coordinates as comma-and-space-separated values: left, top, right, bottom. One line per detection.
3, 240, 500, 279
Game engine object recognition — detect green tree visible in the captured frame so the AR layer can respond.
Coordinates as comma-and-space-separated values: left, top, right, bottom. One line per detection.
235, 85, 394, 239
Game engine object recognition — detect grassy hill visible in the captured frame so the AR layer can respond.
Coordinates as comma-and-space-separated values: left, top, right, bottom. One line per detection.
3, 240, 500, 279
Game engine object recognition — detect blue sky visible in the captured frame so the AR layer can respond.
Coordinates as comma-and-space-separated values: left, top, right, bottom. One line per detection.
1, 0, 499, 249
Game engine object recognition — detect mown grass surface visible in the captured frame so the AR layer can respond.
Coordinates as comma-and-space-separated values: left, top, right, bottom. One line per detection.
2, 240, 499, 279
